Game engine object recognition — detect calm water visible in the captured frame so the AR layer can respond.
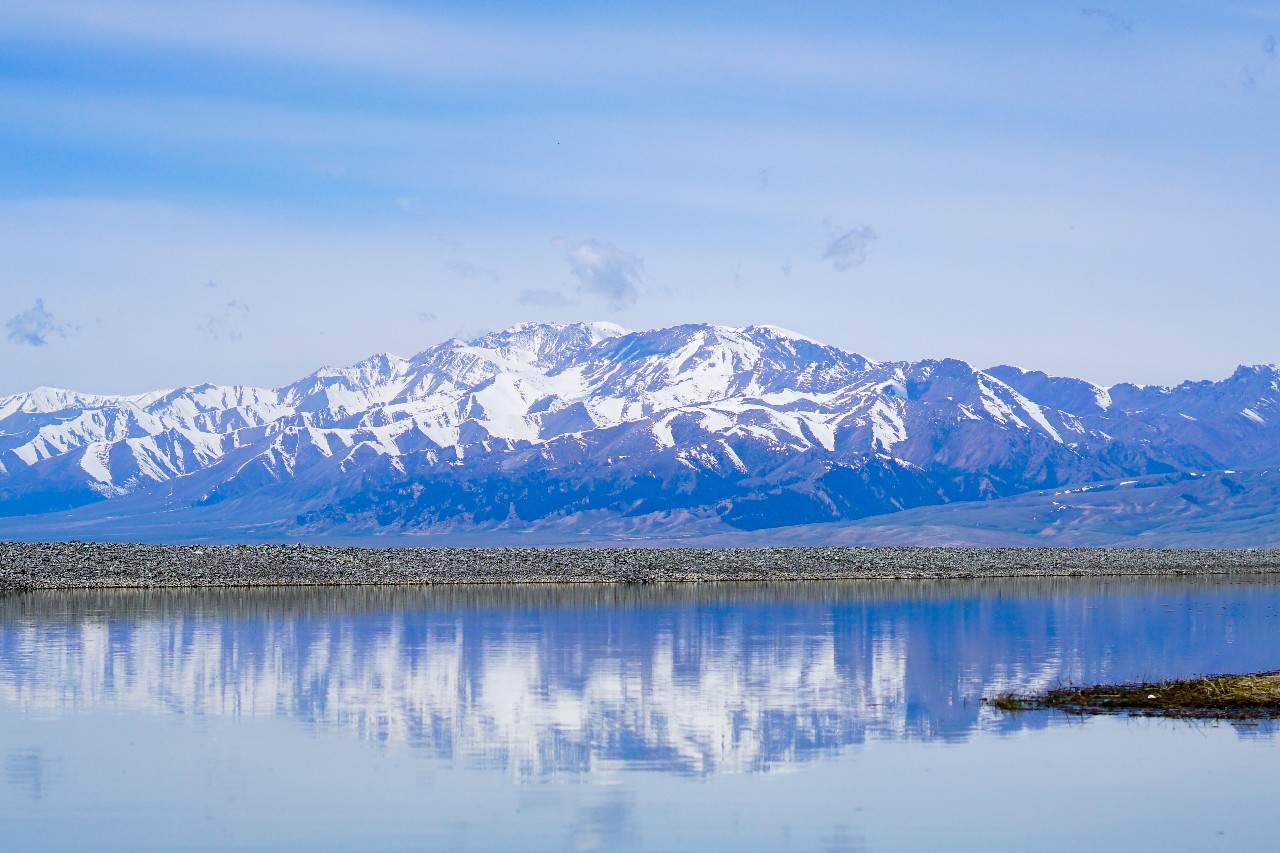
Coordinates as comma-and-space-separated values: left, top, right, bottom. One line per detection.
2, 577, 1279, 851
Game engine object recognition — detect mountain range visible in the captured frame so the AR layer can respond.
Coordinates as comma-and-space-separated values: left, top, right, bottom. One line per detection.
2, 321, 1279, 546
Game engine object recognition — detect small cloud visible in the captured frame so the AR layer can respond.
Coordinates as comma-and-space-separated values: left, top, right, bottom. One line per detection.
199, 316, 242, 342
416, 311, 438, 323
199, 298, 250, 343
822, 224, 877, 272
558, 238, 644, 310
444, 259, 501, 282
1248, 35, 1278, 87
519, 288, 576, 307
394, 197, 423, 215
432, 234, 462, 252
6, 299, 71, 347
1082, 6, 1133, 33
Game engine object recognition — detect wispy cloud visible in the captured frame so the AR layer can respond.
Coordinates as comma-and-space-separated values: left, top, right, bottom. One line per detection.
199, 298, 250, 342
1246, 34, 1278, 88
444, 259, 500, 282
559, 239, 644, 310
822, 224, 877, 272
1082, 6, 1133, 34
394, 196, 423, 214
2, 1, 940, 98
428, 235, 500, 282
5, 299, 71, 346
518, 288, 576, 307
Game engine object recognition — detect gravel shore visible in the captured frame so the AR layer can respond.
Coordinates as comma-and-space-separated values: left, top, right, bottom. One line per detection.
4, 541, 1280, 595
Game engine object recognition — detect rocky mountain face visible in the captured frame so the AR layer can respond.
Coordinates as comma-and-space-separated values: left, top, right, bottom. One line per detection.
1, 321, 1277, 541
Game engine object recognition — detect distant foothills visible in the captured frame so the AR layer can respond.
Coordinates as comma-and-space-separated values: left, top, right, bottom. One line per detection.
2, 321, 1279, 547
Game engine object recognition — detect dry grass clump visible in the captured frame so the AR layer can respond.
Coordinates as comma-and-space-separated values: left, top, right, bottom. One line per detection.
988, 672, 1280, 719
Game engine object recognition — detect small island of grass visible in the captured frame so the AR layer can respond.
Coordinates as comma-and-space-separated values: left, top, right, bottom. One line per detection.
988, 672, 1280, 719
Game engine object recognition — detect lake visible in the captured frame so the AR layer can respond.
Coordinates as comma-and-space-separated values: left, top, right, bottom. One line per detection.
2, 577, 1279, 851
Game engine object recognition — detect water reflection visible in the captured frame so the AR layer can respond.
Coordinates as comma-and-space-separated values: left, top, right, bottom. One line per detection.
3, 748, 45, 800
1, 579, 1277, 778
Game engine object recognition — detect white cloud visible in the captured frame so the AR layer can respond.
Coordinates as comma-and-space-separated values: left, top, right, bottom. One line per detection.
560, 239, 643, 310
822, 225, 877, 272
5, 299, 70, 346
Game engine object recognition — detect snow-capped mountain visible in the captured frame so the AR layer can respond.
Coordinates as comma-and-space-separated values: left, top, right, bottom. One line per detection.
2, 321, 1278, 543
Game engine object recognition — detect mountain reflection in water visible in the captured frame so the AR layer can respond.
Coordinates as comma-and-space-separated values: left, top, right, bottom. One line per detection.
1, 578, 1277, 778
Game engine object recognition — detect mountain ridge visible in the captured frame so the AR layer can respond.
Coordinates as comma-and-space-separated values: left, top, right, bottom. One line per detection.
2, 321, 1278, 545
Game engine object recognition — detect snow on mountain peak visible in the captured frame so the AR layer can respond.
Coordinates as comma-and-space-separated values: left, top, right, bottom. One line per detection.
458, 321, 628, 371
585, 320, 629, 340
6, 322, 1280, 540
744, 324, 825, 345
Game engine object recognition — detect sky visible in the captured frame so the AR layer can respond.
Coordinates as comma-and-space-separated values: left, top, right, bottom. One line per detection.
2, 0, 1279, 395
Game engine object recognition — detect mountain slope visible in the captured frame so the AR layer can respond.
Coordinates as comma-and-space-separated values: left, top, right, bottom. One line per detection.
2, 321, 1278, 544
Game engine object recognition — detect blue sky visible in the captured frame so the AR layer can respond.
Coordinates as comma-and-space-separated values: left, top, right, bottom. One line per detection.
2, 0, 1278, 394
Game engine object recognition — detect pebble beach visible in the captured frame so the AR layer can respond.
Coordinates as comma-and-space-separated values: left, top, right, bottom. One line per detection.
4, 541, 1280, 595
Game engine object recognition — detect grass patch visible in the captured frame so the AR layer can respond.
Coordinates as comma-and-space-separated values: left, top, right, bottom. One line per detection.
987, 671, 1280, 719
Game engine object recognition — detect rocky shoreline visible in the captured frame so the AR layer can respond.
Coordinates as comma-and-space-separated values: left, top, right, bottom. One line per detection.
989, 671, 1280, 719
3, 541, 1280, 595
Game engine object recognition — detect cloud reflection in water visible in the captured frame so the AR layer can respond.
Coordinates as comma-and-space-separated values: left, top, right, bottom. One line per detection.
1, 580, 1277, 779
